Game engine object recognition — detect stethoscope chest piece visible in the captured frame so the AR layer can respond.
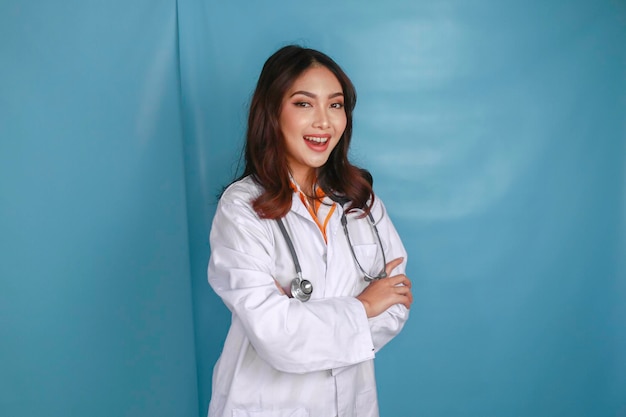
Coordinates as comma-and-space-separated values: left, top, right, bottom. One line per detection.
290, 276, 313, 302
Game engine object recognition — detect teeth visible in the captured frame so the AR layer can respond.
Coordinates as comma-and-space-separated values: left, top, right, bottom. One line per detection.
304, 136, 328, 143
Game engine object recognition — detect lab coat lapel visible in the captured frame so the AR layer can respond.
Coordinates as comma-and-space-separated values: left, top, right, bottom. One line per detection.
289, 191, 313, 221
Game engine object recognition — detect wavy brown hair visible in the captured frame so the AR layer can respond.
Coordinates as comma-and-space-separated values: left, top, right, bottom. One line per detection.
239, 45, 374, 219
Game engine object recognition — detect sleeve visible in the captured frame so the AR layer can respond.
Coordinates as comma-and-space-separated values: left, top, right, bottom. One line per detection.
208, 193, 376, 374
367, 197, 411, 352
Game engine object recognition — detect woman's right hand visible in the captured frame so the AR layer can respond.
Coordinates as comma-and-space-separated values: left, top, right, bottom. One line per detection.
356, 257, 413, 318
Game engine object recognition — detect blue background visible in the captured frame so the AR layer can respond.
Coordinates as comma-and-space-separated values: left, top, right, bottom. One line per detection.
2, 1, 625, 416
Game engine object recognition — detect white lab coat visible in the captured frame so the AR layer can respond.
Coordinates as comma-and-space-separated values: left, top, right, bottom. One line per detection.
207, 176, 409, 417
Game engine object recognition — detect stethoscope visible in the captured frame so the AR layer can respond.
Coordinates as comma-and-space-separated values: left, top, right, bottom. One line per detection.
276, 202, 387, 302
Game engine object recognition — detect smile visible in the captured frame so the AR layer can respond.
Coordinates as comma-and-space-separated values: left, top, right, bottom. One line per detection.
304, 135, 329, 144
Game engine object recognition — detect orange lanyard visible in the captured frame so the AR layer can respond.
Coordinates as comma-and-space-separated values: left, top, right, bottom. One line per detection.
290, 182, 336, 243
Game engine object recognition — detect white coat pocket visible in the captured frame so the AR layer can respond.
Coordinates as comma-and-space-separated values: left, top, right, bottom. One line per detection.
350, 243, 380, 278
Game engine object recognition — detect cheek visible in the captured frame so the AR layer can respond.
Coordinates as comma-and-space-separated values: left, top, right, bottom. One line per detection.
280, 109, 304, 135
336, 115, 347, 135
278, 114, 289, 135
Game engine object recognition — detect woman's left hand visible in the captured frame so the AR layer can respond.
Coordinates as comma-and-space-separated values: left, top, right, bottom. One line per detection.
356, 257, 413, 318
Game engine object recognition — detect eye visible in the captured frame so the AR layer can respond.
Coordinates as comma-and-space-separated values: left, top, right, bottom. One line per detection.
294, 101, 312, 108
330, 102, 344, 109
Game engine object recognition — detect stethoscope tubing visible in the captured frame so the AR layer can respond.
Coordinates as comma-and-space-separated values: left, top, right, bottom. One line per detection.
341, 211, 387, 281
277, 204, 387, 301
277, 217, 312, 302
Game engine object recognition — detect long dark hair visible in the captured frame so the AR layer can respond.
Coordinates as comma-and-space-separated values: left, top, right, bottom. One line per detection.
239, 44, 373, 219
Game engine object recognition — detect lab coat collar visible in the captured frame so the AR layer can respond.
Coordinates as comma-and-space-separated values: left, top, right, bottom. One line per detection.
289, 191, 343, 239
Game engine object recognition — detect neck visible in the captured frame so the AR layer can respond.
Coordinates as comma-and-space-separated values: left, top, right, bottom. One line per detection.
290, 170, 316, 195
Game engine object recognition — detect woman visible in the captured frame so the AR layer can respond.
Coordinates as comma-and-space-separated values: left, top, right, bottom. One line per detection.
207, 45, 413, 417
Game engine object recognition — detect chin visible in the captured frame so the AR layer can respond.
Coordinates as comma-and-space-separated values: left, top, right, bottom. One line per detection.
310, 160, 330, 169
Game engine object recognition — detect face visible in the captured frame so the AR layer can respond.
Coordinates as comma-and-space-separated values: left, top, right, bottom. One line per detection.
279, 65, 347, 187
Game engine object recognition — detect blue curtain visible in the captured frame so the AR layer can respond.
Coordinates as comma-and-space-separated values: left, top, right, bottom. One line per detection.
2, 1, 625, 416
1, 2, 198, 416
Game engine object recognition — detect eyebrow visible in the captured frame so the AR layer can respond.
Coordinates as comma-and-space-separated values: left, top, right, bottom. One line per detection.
290, 90, 344, 99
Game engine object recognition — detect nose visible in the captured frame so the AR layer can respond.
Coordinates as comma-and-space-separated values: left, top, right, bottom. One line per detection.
313, 107, 330, 129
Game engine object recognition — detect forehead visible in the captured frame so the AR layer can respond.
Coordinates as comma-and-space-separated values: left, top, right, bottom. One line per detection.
287, 65, 343, 94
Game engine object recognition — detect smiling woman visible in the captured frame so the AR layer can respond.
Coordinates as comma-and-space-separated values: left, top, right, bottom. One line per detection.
206, 45, 413, 417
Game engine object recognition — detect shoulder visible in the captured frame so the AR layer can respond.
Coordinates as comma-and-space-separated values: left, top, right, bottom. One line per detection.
219, 176, 263, 208
211, 176, 274, 244
369, 192, 390, 223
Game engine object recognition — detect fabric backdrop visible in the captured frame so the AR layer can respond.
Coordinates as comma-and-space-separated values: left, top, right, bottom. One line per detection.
2, 1, 625, 416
